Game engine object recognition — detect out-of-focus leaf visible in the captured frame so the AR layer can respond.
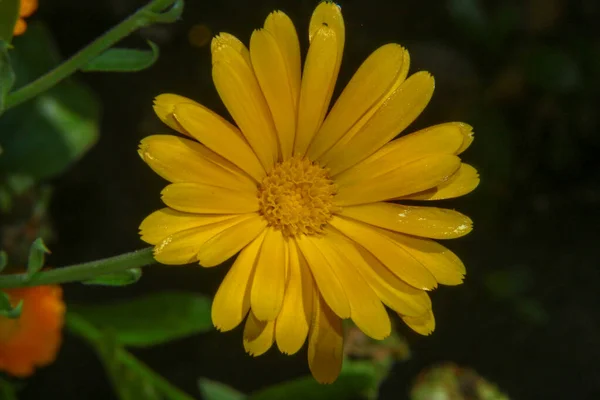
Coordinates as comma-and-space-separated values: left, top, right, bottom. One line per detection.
525, 45, 581, 93
198, 378, 246, 400
484, 266, 532, 300
0, 250, 7, 272
0, 377, 19, 400
70, 291, 213, 347
83, 268, 142, 287
249, 360, 379, 400
81, 41, 160, 72
0, 40, 15, 114
66, 313, 195, 400
0, 23, 99, 180
26, 237, 50, 278
0, 0, 19, 43
0, 291, 22, 319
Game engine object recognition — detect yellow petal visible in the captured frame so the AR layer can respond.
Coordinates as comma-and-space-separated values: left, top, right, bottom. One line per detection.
294, 26, 338, 156
335, 122, 467, 186
308, 293, 343, 384
153, 94, 198, 135
456, 123, 474, 154
403, 163, 480, 200
264, 11, 301, 108
251, 228, 288, 321
212, 33, 279, 171
212, 232, 265, 331
138, 135, 256, 190
173, 102, 265, 181
339, 203, 473, 239
322, 230, 391, 340
250, 29, 296, 160
321, 71, 436, 175
329, 216, 437, 290
243, 311, 275, 356
352, 242, 432, 317
309, 2, 344, 71
140, 208, 238, 244
295, 234, 351, 319
275, 240, 313, 355
380, 231, 466, 286
401, 309, 435, 336
308, 44, 409, 160
335, 155, 461, 206
161, 182, 258, 214
196, 215, 267, 267
153, 215, 255, 265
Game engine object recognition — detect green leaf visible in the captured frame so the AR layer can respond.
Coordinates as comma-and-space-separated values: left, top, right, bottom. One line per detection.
249, 360, 380, 400
0, 40, 15, 114
83, 268, 143, 286
0, 377, 19, 400
66, 313, 196, 400
0, 0, 19, 43
198, 378, 246, 400
27, 237, 50, 278
0, 250, 7, 272
70, 291, 213, 347
81, 40, 160, 72
0, 23, 99, 180
0, 291, 23, 319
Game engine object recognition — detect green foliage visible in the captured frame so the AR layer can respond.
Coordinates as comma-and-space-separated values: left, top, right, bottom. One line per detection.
249, 360, 379, 400
0, 377, 19, 400
525, 45, 581, 93
0, 291, 22, 319
26, 237, 50, 278
0, 23, 99, 180
0, 250, 7, 272
0, 40, 15, 114
0, 0, 19, 43
66, 313, 195, 400
83, 268, 143, 287
198, 379, 246, 400
70, 291, 213, 347
82, 41, 160, 72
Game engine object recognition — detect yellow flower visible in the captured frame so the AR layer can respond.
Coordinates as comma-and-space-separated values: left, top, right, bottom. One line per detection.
139, 2, 478, 383
13, 0, 38, 36
0, 285, 65, 377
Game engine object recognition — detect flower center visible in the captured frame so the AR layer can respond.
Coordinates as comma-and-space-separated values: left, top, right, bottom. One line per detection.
258, 156, 337, 237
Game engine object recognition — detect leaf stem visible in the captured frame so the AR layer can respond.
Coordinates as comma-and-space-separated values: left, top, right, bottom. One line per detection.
4, 0, 183, 111
0, 248, 155, 289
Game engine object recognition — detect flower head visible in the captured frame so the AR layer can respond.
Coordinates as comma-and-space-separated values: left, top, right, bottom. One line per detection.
0, 285, 65, 377
139, 2, 478, 383
13, 0, 38, 36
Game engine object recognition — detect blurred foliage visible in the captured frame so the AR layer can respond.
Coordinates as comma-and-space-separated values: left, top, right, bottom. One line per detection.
0, 22, 99, 181
0, 0, 19, 43
81, 40, 161, 73
410, 363, 509, 400
69, 291, 213, 347
0, 377, 19, 400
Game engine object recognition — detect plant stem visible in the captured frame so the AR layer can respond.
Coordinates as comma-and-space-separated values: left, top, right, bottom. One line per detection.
0, 248, 155, 289
4, 0, 181, 111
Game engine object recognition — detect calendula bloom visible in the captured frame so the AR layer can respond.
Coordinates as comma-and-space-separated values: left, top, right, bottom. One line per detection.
0, 285, 65, 377
139, 2, 479, 383
13, 0, 38, 36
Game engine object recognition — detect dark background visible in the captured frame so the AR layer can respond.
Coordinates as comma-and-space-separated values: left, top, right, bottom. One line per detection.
13, 0, 600, 398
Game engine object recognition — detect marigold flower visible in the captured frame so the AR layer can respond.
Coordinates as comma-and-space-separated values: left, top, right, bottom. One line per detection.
139, 2, 479, 383
13, 0, 38, 36
0, 285, 65, 377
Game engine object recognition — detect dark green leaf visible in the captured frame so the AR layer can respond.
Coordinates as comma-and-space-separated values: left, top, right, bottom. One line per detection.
70, 291, 213, 347
83, 268, 143, 287
249, 360, 379, 400
27, 237, 50, 278
81, 41, 160, 73
198, 378, 246, 400
525, 45, 581, 93
0, 40, 15, 114
0, 23, 99, 180
0, 0, 19, 43
0, 377, 19, 400
66, 313, 196, 400
0, 291, 23, 319
0, 250, 7, 272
